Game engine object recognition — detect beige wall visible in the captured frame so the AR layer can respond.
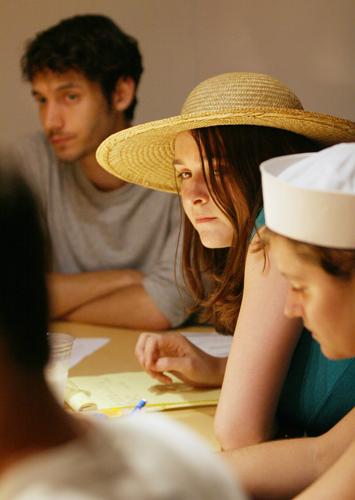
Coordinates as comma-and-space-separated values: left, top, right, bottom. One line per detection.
1, 0, 354, 150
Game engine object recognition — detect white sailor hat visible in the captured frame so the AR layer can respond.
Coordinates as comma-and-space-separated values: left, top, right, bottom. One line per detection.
260, 143, 355, 249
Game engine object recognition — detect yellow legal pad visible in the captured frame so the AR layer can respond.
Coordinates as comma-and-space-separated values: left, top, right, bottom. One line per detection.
65, 371, 220, 416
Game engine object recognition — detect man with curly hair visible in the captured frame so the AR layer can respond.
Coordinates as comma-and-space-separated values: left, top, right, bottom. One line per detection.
12, 14, 190, 330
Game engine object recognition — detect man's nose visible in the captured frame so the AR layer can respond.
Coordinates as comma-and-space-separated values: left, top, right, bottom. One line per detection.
42, 102, 64, 132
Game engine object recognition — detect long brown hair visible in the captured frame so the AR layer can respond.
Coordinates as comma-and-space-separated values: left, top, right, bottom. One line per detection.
181, 125, 320, 335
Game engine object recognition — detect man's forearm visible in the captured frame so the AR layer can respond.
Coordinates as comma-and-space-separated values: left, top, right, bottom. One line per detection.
64, 284, 171, 330
48, 270, 143, 318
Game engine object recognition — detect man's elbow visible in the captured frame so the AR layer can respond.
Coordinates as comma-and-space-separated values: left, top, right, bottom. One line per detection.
48, 301, 70, 320
144, 313, 171, 331
131, 300, 172, 330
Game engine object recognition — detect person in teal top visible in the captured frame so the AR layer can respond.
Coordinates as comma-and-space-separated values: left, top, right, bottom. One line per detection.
278, 329, 354, 435
223, 143, 355, 498
95, 72, 355, 450
256, 209, 355, 437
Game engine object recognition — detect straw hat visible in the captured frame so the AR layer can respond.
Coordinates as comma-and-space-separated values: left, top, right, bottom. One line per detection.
97, 72, 355, 193
261, 143, 355, 249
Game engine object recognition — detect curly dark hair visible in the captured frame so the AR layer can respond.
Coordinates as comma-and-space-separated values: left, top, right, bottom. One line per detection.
21, 14, 143, 121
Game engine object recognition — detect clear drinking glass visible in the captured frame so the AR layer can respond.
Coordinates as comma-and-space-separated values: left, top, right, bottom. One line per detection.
45, 332, 74, 404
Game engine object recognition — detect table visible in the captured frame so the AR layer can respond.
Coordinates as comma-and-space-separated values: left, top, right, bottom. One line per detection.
51, 321, 220, 450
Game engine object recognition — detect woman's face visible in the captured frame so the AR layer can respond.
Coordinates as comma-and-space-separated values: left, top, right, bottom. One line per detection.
270, 236, 355, 359
174, 131, 234, 248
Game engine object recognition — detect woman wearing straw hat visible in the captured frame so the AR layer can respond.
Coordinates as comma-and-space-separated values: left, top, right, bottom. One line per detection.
97, 72, 355, 450
222, 143, 355, 499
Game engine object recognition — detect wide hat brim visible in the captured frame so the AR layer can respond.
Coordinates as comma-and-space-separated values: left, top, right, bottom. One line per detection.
97, 107, 355, 193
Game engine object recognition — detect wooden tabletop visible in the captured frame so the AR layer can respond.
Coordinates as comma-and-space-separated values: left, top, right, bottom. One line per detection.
51, 321, 220, 450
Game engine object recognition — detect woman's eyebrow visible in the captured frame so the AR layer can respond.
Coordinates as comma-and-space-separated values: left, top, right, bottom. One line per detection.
173, 156, 213, 164
172, 159, 184, 166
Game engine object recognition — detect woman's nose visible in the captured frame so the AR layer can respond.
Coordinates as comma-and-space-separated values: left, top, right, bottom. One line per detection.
182, 176, 209, 205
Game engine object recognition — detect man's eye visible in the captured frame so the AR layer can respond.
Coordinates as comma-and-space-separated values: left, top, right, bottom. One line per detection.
291, 285, 305, 293
34, 96, 46, 105
66, 94, 79, 102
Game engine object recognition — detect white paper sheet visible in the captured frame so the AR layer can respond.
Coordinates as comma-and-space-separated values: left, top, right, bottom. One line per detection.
182, 332, 232, 357
69, 338, 110, 368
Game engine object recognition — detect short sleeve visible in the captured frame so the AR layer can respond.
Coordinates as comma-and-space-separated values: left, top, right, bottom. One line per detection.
143, 210, 193, 328
255, 209, 265, 229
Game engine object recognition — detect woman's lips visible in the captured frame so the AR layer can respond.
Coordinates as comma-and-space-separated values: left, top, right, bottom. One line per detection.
195, 217, 217, 223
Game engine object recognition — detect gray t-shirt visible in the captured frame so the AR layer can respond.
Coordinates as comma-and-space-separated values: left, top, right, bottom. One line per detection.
11, 132, 191, 327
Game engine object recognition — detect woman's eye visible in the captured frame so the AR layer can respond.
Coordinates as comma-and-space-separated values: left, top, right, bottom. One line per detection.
177, 171, 191, 180
291, 285, 305, 293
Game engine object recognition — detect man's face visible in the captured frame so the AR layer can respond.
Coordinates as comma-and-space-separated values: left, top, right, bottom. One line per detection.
31, 69, 121, 164
270, 236, 355, 360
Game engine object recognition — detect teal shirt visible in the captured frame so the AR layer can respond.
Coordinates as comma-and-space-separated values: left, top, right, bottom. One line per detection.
255, 209, 265, 230
255, 209, 355, 435
252, 210, 265, 237
278, 333, 355, 435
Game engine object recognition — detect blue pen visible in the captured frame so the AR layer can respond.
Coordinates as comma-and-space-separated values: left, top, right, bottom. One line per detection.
130, 398, 147, 415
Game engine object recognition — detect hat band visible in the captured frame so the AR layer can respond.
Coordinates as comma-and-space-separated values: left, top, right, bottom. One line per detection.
261, 165, 355, 249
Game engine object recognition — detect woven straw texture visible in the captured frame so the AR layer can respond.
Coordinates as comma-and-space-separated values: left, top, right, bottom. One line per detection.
97, 72, 355, 193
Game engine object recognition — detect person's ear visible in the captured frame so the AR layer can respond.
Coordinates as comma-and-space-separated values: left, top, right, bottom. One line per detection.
112, 77, 136, 113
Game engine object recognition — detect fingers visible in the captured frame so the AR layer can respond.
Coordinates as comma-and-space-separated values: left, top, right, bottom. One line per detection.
135, 332, 157, 368
155, 350, 222, 387
144, 335, 161, 370
134, 333, 146, 366
155, 356, 192, 381
135, 331, 178, 370
135, 332, 173, 383
155, 355, 186, 373
146, 368, 173, 385
135, 332, 196, 385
